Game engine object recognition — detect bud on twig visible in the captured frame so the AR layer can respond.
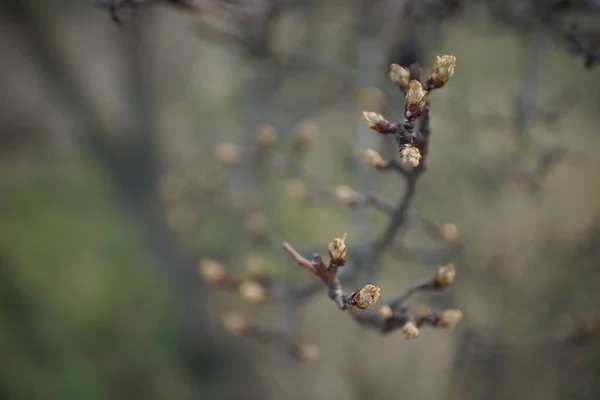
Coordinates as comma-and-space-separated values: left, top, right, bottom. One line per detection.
332, 185, 358, 205
199, 258, 226, 283
295, 120, 319, 151
441, 223, 460, 242
429, 55, 456, 89
328, 233, 348, 264
400, 145, 422, 168
238, 280, 267, 303
257, 124, 278, 148
405, 80, 428, 118
222, 312, 249, 334
390, 63, 411, 89
216, 142, 242, 164
298, 345, 320, 361
361, 149, 386, 169
433, 264, 457, 289
435, 309, 463, 328
349, 285, 381, 309
402, 321, 420, 339
378, 305, 394, 320
361, 111, 394, 133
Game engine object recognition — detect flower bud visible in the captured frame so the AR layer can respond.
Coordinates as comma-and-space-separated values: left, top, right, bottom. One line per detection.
298, 345, 319, 361
243, 212, 269, 235
390, 63, 411, 89
244, 254, 268, 278
360, 111, 393, 133
400, 145, 422, 168
429, 55, 456, 89
199, 258, 226, 283
295, 120, 319, 150
361, 149, 386, 169
332, 185, 358, 205
221, 312, 249, 334
378, 305, 394, 320
216, 142, 242, 164
328, 233, 348, 264
285, 178, 309, 202
441, 223, 460, 242
435, 309, 463, 328
350, 284, 381, 309
401, 321, 420, 339
238, 280, 267, 303
257, 124, 278, 148
405, 80, 427, 117
433, 263, 456, 289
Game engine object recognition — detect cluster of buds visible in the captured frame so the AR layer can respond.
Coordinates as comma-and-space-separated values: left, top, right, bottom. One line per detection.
199, 257, 269, 304
428, 55, 456, 89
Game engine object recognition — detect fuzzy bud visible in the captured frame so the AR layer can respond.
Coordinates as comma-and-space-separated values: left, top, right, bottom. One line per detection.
350, 284, 381, 309
361, 111, 393, 133
361, 149, 386, 169
257, 124, 278, 148
435, 309, 463, 328
378, 305, 394, 320
199, 258, 226, 283
390, 63, 411, 89
285, 178, 309, 202
221, 312, 249, 334
243, 212, 269, 235
433, 264, 456, 289
429, 55, 456, 89
298, 345, 320, 361
400, 145, 422, 168
244, 254, 268, 278
216, 142, 242, 164
238, 280, 267, 303
332, 185, 358, 205
328, 233, 348, 264
402, 321, 420, 339
441, 223, 460, 242
405, 80, 428, 117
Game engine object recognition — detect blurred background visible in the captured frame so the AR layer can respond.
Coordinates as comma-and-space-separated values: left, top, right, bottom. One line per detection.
1, 0, 600, 399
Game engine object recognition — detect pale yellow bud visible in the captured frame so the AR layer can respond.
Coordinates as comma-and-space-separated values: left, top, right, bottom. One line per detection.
244, 254, 268, 277
328, 233, 348, 263
199, 258, 226, 283
361, 149, 386, 169
285, 178, 309, 202
332, 185, 358, 205
298, 345, 320, 361
295, 120, 319, 148
257, 124, 278, 148
402, 321, 420, 339
238, 280, 267, 303
441, 223, 460, 242
405, 80, 428, 116
378, 305, 394, 320
400, 145, 422, 168
221, 312, 249, 334
243, 212, 269, 235
351, 284, 381, 309
216, 142, 242, 164
361, 111, 386, 130
433, 264, 456, 289
390, 63, 411, 89
436, 309, 463, 328
430, 55, 456, 88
